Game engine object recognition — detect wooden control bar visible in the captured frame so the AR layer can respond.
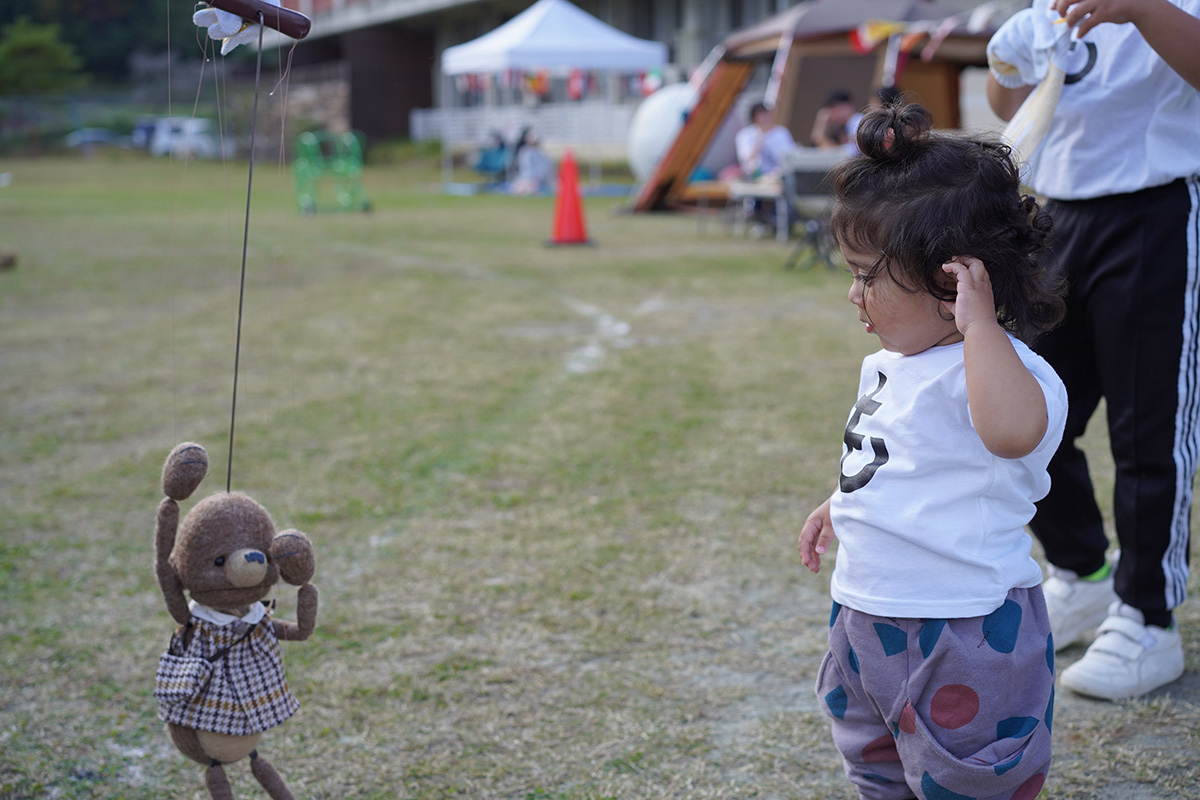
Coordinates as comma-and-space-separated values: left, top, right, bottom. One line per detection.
205, 0, 312, 41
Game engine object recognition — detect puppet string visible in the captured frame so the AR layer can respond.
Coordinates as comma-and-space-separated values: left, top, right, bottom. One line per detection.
227, 13, 266, 492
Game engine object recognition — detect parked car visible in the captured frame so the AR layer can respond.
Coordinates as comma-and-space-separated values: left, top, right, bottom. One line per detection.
148, 117, 235, 160
131, 116, 158, 150
64, 128, 132, 149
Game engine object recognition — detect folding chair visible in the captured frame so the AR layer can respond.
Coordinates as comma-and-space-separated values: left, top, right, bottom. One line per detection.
779, 148, 844, 270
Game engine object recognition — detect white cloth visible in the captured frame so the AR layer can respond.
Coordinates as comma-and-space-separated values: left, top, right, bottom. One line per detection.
735, 124, 796, 176
829, 338, 1068, 619
987, 7, 1072, 89
999, 0, 1200, 199
189, 599, 269, 627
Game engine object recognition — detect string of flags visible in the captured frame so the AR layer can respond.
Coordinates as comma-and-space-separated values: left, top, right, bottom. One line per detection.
453, 68, 663, 99
450, 0, 1020, 100
847, 0, 1021, 84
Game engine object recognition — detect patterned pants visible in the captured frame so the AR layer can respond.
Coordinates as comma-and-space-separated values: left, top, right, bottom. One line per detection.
815, 587, 1054, 800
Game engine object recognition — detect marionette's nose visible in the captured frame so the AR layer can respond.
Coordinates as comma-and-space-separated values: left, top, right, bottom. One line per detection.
225, 548, 269, 587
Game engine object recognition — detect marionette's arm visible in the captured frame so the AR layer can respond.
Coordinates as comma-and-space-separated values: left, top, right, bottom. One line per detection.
269, 530, 318, 641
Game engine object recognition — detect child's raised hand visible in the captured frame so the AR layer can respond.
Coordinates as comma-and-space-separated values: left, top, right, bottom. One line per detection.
942, 256, 1000, 337
799, 496, 836, 573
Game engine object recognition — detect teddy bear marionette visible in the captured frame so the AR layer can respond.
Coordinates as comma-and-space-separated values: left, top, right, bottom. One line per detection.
152, 442, 318, 800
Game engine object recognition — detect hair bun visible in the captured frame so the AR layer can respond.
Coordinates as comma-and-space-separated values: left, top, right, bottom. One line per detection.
856, 101, 933, 160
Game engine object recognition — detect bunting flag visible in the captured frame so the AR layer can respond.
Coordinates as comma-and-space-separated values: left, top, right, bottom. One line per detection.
899, 28, 928, 52
921, 17, 962, 62
849, 20, 909, 54
525, 70, 549, 97
567, 68, 585, 100
641, 69, 664, 96
843, 1, 1015, 63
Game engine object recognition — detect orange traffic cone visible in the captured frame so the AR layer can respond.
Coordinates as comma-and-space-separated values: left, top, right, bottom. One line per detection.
548, 150, 591, 246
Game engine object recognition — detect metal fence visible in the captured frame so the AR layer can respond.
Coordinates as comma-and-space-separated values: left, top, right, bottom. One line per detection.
410, 99, 639, 159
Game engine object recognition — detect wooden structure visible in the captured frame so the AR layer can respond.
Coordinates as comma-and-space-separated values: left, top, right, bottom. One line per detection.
632, 0, 996, 213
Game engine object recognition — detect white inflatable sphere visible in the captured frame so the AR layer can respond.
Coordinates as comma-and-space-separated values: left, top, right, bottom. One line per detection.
626, 83, 698, 182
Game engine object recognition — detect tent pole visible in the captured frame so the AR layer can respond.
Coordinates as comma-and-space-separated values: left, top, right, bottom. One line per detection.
764, 32, 793, 108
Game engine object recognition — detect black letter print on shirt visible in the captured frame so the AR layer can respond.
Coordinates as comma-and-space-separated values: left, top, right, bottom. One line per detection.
839, 372, 889, 493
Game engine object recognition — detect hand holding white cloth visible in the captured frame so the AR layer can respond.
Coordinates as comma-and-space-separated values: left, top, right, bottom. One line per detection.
987, 8, 1070, 88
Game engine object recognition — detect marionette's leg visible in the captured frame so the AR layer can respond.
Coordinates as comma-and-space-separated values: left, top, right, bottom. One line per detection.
204, 760, 235, 800
250, 750, 296, 800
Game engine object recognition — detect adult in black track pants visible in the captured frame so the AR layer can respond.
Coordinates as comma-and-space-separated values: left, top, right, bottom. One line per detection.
986, 0, 1200, 700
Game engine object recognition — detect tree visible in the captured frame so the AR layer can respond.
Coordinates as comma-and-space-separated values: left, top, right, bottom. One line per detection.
0, 16, 83, 95
0, 3, 199, 85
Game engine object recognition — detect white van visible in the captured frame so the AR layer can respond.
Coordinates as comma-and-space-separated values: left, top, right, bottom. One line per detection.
148, 117, 235, 160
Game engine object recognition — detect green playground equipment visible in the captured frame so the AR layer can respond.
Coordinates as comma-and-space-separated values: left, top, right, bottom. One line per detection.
293, 131, 371, 214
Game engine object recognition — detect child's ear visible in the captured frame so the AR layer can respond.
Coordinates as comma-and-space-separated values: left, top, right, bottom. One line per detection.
939, 297, 957, 324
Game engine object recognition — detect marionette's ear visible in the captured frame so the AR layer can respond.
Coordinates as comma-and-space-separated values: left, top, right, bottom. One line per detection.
271, 530, 315, 586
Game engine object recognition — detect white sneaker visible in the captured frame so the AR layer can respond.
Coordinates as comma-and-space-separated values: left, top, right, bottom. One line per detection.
1060, 602, 1184, 700
1044, 562, 1117, 651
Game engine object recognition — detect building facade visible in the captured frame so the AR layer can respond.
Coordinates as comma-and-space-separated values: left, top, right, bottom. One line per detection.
274, 0, 838, 141
271, 0, 993, 147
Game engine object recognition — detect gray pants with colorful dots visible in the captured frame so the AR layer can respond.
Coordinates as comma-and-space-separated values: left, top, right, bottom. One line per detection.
815, 586, 1054, 800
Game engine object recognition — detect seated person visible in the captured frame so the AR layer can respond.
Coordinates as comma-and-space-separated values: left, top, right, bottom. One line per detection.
474, 131, 508, 183
810, 90, 863, 154
733, 102, 799, 236
509, 133, 555, 195
735, 102, 797, 179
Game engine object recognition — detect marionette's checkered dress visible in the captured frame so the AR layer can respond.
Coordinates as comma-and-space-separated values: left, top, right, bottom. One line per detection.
158, 607, 299, 736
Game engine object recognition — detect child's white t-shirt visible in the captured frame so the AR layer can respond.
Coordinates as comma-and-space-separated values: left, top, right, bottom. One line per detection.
828, 337, 1068, 619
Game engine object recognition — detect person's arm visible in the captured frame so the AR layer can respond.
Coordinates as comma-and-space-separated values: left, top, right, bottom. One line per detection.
985, 8, 1052, 120
942, 257, 1048, 459
1053, 0, 1200, 89
772, 125, 797, 152
810, 107, 836, 148
735, 127, 761, 174
987, 75, 1035, 122
798, 494, 836, 573
760, 127, 797, 175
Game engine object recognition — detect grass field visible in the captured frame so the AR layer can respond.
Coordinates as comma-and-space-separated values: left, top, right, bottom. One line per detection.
1, 153, 1197, 800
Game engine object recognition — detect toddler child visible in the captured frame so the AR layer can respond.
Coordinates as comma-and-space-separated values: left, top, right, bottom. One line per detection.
798, 101, 1068, 800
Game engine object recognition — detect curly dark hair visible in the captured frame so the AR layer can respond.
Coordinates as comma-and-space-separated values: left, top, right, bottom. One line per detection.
828, 101, 1064, 342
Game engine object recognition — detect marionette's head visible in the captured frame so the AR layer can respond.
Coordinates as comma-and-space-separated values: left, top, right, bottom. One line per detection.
159, 442, 315, 615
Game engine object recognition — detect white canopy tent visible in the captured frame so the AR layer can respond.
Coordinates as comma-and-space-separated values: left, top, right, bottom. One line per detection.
441, 0, 668, 76
437, 0, 668, 191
